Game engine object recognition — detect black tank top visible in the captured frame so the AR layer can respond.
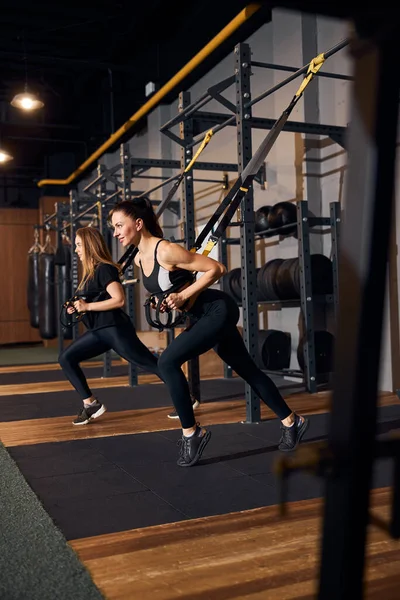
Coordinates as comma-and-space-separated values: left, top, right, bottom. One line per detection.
139, 239, 194, 295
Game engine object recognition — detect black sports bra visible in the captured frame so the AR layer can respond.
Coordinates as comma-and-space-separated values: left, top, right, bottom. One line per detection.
139, 239, 194, 295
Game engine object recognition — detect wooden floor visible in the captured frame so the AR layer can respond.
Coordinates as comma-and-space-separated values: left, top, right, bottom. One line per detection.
0, 359, 125, 374
1, 370, 399, 599
0, 372, 162, 396
0, 388, 396, 448
71, 487, 399, 600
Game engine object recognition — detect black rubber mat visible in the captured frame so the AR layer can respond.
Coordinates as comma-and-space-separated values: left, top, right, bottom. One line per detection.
0, 376, 304, 422
0, 377, 248, 422
7, 404, 400, 541
0, 376, 306, 423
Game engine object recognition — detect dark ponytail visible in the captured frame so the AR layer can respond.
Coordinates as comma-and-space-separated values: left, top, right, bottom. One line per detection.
108, 197, 163, 238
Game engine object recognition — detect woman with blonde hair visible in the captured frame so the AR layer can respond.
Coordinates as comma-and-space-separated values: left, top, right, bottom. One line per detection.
59, 226, 167, 425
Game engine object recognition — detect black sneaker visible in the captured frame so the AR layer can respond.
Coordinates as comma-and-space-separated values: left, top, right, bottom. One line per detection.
168, 396, 200, 419
177, 425, 211, 467
278, 414, 309, 452
72, 402, 107, 426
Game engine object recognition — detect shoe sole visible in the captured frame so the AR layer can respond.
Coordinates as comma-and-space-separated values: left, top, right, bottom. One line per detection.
168, 400, 200, 419
177, 430, 212, 467
72, 405, 107, 426
279, 417, 310, 452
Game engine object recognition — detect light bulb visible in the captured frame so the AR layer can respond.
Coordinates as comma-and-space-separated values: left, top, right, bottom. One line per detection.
0, 151, 13, 163
20, 96, 35, 110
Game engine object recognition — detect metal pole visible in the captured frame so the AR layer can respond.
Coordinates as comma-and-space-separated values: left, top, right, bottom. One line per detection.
317, 24, 400, 599
120, 143, 138, 386
135, 173, 181, 198
297, 201, 317, 393
247, 39, 349, 109
236, 42, 260, 422
70, 190, 80, 342
251, 60, 353, 81
180, 91, 201, 403
219, 235, 233, 379
97, 164, 112, 379
56, 202, 64, 358
329, 202, 341, 326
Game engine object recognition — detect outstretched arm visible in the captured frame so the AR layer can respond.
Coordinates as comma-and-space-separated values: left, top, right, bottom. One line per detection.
158, 241, 226, 310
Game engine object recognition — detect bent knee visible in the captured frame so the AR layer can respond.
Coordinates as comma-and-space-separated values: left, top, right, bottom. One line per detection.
158, 350, 181, 373
58, 350, 75, 370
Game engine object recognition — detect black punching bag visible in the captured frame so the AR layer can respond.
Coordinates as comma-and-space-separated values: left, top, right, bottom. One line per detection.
27, 232, 41, 328
39, 241, 57, 340
27, 252, 41, 328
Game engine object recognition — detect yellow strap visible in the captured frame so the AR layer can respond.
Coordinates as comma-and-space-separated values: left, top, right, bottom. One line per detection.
202, 239, 217, 257
240, 186, 248, 192
295, 52, 325, 98
184, 129, 213, 173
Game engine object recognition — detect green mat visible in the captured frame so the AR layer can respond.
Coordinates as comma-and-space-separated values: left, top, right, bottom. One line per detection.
0, 345, 120, 367
0, 441, 105, 600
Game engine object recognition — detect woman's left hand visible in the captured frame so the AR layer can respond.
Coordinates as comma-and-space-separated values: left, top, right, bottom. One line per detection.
73, 299, 89, 313
165, 292, 187, 311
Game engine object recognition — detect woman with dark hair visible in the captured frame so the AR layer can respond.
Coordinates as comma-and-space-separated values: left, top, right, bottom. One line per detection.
59, 226, 172, 425
109, 198, 310, 467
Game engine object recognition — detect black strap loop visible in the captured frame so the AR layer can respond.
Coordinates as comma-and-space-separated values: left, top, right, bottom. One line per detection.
144, 289, 189, 331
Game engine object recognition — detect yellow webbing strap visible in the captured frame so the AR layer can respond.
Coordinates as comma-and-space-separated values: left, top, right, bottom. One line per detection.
184, 129, 213, 173
201, 239, 217, 257
295, 52, 325, 98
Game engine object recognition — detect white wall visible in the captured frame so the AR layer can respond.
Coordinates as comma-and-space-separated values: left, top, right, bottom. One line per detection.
77, 8, 397, 391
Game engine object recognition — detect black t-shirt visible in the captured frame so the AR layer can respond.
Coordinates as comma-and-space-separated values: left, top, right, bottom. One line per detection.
81, 263, 130, 331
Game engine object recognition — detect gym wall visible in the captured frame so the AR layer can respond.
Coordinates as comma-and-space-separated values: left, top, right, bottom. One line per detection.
77, 8, 399, 391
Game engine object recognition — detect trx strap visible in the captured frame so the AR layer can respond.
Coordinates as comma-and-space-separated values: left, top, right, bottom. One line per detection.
144, 50, 326, 330
161, 129, 213, 210
60, 289, 108, 330
192, 51, 326, 257
143, 282, 192, 332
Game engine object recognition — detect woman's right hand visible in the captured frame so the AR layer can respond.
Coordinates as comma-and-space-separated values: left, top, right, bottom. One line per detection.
67, 306, 76, 314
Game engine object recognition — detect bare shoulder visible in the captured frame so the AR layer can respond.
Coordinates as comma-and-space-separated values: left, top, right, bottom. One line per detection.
157, 239, 187, 263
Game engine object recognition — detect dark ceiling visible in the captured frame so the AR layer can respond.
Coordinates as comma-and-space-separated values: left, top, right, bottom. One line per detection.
0, 1, 272, 206
1, 1, 392, 207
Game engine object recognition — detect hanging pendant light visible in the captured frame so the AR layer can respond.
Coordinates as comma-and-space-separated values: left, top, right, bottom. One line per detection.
0, 149, 14, 164
10, 35, 44, 112
11, 89, 44, 111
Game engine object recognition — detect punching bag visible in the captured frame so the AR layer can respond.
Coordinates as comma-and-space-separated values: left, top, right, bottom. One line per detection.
39, 236, 57, 340
27, 232, 41, 328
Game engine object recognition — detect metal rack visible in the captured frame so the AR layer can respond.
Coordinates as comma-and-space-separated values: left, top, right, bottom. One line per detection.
224, 200, 340, 393
37, 39, 347, 404
49, 140, 238, 389
160, 40, 348, 421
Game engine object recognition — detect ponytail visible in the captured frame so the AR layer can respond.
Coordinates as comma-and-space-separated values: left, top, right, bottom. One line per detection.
108, 197, 163, 237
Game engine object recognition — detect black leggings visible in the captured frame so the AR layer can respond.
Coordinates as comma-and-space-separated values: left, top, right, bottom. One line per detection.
158, 289, 292, 428
59, 321, 162, 400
